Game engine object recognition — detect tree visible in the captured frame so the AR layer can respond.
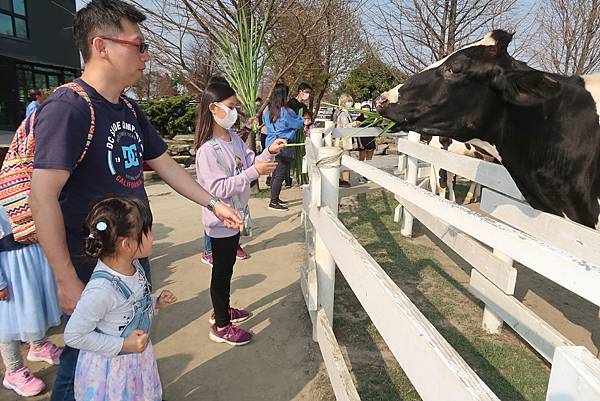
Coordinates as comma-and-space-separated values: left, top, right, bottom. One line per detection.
339, 56, 406, 101
266, 0, 366, 114
370, 0, 524, 73
139, 96, 195, 139
130, 0, 325, 98
535, 0, 600, 75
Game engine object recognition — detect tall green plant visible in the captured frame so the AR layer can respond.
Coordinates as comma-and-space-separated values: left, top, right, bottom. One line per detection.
212, 7, 271, 125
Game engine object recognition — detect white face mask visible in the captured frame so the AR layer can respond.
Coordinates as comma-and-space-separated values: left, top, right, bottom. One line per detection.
301, 92, 310, 101
213, 102, 238, 129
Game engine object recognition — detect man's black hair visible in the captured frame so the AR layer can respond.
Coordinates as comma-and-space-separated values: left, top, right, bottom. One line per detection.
74, 0, 146, 62
298, 83, 312, 92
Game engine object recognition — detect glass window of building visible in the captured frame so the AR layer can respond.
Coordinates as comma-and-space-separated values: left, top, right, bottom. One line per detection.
0, 0, 27, 39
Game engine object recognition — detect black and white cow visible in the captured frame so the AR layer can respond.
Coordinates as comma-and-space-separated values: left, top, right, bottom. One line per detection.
377, 30, 600, 229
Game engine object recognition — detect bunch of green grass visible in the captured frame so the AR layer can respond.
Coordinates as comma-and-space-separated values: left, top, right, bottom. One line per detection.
322, 102, 396, 134
213, 7, 271, 127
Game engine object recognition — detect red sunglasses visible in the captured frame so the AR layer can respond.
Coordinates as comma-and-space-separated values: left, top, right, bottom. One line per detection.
95, 36, 149, 53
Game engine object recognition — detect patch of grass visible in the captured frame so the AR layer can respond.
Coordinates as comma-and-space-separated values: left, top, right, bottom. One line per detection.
334, 190, 550, 401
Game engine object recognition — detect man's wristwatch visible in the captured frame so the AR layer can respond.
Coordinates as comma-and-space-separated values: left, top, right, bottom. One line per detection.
207, 196, 220, 212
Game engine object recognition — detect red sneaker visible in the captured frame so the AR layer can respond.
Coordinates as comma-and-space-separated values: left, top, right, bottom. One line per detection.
201, 252, 213, 267
209, 324, 253, 346
209, 307, 251, 325
236, 245, 249, 260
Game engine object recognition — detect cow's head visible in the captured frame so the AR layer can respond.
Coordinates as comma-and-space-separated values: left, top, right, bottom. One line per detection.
377, 30, 561, 142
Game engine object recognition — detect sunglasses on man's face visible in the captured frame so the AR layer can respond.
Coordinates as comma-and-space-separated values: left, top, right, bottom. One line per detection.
95, 36, 149, 53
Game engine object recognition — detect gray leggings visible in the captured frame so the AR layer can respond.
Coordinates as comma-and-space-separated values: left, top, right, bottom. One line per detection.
0, 338, 47, 372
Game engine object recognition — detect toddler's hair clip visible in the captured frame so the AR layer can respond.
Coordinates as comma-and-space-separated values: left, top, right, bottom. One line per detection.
96, 221, 108, 232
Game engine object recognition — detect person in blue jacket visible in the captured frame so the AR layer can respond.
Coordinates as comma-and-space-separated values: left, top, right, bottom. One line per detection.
263, 83, 304, 211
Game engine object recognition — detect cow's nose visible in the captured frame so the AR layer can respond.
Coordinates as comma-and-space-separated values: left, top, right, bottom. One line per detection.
375, 96, 389, 109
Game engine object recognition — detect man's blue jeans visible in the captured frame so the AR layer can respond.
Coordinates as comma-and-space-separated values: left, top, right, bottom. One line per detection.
50, 258, 151, 401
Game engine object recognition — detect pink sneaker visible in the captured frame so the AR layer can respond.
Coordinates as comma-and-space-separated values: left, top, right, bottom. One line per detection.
201, 252, 213, 267
3, 367, 46, 397
236, 245, 249, 260
27, 341, 62, 365
209, 324, 252, 346
209, 307, 251, 325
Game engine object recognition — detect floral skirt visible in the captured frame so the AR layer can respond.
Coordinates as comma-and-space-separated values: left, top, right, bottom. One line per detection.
74, 341, 162, 401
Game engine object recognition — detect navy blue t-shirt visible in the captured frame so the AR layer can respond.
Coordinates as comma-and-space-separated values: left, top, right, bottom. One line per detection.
33, 79, 167, 282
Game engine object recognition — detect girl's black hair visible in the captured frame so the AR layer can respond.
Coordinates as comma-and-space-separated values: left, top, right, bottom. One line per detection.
268, 83, 289, 123
194, 81, 236, 149
84, 196, 153, 258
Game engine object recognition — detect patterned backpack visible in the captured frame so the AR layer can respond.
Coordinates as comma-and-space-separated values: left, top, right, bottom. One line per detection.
0, 82, 136, 244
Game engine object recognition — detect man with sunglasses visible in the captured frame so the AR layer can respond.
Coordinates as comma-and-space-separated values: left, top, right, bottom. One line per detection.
28, 1, 242, 400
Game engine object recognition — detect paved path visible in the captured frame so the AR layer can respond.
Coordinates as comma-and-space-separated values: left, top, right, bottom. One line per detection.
0, 180, 330, 401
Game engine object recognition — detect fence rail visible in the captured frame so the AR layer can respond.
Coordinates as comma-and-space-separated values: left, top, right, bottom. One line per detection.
301, 127, 600, 401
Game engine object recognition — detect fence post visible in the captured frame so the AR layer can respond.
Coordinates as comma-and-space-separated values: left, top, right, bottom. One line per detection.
394, 132, 409, 223
400, 131, 420, 237
396, 134, 408, 176
315, 146, 341, 331
546, 346, 600, 401
324, 120, 334, 147
310, 127, 324, 150
481, 249, 516, 334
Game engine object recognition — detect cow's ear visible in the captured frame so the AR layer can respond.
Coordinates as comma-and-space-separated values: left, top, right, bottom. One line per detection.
492, 71, 561, 106
484, 31, 514, 59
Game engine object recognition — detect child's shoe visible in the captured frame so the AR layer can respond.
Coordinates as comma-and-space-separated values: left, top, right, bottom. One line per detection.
209, 323, 252, 346
236, 245, 249, 260
27, 341, 62, 365
201, 252, 213, 267
2, 367, 45, 397
209, 307, 251, 325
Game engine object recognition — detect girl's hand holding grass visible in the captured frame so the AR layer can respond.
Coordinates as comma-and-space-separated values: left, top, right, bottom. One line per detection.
268, 138, 287, 153
156, 290, 177, 309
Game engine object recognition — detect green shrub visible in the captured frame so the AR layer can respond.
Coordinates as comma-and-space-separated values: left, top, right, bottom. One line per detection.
139, 96, 195, 139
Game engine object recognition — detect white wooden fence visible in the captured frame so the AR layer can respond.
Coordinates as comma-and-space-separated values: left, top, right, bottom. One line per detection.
301, 127, 600, 401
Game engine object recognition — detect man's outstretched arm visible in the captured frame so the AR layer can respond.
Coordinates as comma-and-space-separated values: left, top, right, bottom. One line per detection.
146, 153, 243, 228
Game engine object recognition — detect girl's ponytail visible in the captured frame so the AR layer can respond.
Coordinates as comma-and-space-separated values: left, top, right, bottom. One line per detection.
83, 196, 153, 259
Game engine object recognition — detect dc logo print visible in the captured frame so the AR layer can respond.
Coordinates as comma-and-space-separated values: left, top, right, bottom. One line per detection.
106, 120, 144, 188
122, 144, 140, 169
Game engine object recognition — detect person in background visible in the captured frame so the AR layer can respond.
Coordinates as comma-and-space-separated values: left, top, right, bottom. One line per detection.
285, 83, 312, 187
335, 94, 361, 187
356, 103, 376, 183
303, 110, 313, 136
264, 83, 305, 211
0, 208, 62, 398
288, 82, 312, 115
26, 88, 47, 118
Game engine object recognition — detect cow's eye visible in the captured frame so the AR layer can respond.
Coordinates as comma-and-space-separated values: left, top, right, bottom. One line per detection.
449, 64, 462, 74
